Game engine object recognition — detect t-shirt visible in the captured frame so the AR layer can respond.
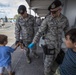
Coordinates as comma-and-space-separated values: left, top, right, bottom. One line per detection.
0, 46, 14, 67
60, 48, 76, 75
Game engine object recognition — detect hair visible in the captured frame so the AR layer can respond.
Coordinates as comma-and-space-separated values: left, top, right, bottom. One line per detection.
65, 28, 76, 43
0, 34, 7, 44
18, 5, 27, 14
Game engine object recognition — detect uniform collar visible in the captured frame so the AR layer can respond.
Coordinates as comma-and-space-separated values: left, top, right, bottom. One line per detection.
52, 13, 63, 21
20, 14, 31, 21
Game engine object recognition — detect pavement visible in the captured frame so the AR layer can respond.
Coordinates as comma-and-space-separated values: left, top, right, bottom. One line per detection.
6, 44, 44, 75
10, 45, 44, 75
0, 22, 65, 75
0, 23, 44, 75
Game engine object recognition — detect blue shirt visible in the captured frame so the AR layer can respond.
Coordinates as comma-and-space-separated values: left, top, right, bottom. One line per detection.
60, 48, 76, 75
0, 46, 14, 67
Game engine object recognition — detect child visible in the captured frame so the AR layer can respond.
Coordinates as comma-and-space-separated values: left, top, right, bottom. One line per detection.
54, 28, 76, 75
0, 34, 19, 75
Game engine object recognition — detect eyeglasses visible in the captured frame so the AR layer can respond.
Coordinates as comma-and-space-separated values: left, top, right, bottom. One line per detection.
51, 9, 59, 14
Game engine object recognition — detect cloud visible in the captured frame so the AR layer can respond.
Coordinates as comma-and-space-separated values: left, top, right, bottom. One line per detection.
0, 3, 10, 7
0, 0, 29, 18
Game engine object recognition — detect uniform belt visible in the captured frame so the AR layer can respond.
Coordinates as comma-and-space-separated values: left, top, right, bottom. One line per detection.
41, 44, 55, 55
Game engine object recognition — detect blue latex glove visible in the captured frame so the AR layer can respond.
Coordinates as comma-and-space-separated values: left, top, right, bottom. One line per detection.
28, 43, 34, 48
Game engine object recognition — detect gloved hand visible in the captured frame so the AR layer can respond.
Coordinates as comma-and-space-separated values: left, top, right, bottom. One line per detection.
15, 41, 19, 45
28, 43, 34, 48
20, 39, 25, 47
14, 41, 20, 50
20, 39, 25, 49
19, 43, 24, 49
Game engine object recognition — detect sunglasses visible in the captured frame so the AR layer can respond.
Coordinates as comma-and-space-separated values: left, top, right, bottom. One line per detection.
19, 12, 25, 15
51, 9, 59, 14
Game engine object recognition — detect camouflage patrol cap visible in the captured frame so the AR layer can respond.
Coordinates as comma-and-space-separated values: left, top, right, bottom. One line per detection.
18, 5, 26, 14
48, 0, 62, 11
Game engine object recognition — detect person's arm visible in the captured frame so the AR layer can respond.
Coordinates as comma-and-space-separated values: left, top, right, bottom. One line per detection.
32, 19, 47, 44
8, 45, 19, 53
15, 18, 21, 43
14, 42, 24, 50
19, 40, 24, 49
28, 19, 47, 48
14, 43, 20, 50
63, 18, 69, 34
33, 17, 36, 36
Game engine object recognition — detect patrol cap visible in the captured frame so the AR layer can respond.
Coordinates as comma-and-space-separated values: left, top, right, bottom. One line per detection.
18, 5, 26, 14
48, 0, 62, 11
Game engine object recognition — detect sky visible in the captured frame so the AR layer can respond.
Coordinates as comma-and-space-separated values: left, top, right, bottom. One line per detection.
0, 0, 36, 18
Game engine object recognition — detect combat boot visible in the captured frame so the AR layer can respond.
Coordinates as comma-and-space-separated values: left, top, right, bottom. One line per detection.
26, 56, 31, 64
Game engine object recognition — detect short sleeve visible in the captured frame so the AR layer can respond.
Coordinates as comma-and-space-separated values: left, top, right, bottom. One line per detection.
7, 46, 15, 53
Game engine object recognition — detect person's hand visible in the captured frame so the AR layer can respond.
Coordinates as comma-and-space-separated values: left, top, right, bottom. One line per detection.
28, 43, 34, 48
19, 43, 24, 49
15, 41, 19, 45
14, 42, 20, 50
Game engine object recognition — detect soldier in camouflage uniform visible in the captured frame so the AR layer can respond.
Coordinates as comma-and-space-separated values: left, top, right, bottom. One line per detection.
15, 5, 39, 64
28, 0, 69, 75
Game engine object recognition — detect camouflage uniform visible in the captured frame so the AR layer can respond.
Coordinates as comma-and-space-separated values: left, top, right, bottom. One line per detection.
54, 67, 60, 75
15, 14, 37, 58
32, 14, 69, 75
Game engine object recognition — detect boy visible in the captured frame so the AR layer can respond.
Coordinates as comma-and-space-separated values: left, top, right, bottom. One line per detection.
54, 28, 76, 75
0, 34, 19, 75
